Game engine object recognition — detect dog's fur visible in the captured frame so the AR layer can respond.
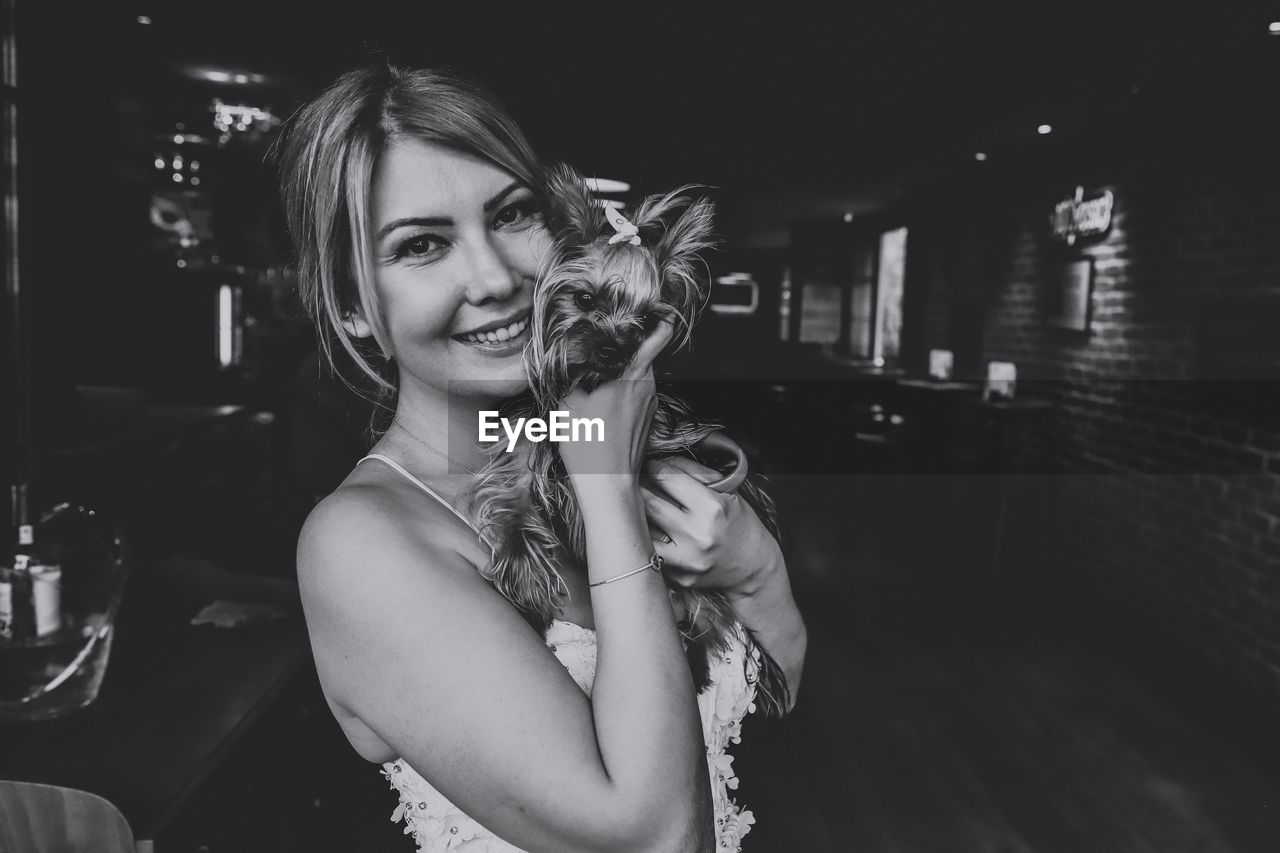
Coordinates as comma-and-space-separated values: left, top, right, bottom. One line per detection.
467, 164, 790, 716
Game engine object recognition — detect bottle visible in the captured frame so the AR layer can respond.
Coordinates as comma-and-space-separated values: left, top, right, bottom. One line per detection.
1, 485, 61, 642
2, 484, 35, 641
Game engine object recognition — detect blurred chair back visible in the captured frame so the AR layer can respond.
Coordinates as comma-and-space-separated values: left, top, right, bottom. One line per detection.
0, 781, 135, 853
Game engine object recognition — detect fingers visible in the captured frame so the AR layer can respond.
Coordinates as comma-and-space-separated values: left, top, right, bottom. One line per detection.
644, 457, 728, 512
646, 455, 721, 488
663, 567, 701, 589
624, 318, 675, 378
640, 483, 684, 532
649, 523, 701, 584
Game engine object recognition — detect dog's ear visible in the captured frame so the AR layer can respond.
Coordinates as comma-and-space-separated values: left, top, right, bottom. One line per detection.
543, 162, 605, 246
630, 188, 718, 348
655, 194, 716, 295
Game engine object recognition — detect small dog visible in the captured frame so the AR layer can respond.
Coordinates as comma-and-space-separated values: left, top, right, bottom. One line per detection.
469, 164, 789, 715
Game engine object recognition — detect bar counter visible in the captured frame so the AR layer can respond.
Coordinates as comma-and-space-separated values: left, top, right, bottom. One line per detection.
0, 556, 309, 846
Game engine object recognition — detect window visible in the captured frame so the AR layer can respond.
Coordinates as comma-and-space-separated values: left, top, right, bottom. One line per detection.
842, 227, 908, 365
789, 219, 909, 363
875, 227, 908, 365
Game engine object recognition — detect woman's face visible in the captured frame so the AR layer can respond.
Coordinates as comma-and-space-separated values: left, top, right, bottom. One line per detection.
365, 138, 550, 403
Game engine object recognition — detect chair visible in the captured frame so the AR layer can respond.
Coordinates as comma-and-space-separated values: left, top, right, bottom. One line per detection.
0, 781, 137, 853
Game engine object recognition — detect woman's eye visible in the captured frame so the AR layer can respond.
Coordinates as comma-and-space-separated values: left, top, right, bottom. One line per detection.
395, 234, 444, 261
573, 291, 595, 311
494, 199, 541, 229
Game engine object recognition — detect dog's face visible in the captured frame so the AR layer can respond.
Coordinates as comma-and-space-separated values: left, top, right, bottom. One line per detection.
534, 243, 683, 394
528, 164, 718, 401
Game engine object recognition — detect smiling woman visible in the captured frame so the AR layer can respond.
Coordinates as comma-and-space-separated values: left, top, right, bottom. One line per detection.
272, 63, 805, 853
274, 67, 550, 417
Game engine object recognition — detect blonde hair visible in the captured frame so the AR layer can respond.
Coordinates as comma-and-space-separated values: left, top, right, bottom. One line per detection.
273, 63, 546, 402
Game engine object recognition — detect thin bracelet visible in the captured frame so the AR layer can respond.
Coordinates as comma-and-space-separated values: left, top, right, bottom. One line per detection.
589, 553, 665, 588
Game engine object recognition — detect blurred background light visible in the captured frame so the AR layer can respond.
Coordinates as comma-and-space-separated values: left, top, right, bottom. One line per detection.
585, 178, 631, 194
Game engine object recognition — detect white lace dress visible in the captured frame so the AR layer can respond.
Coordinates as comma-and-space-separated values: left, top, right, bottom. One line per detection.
379, 618, 761, 852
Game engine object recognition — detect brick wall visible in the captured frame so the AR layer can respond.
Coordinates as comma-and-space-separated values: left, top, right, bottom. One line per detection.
905, 100, 1280, 699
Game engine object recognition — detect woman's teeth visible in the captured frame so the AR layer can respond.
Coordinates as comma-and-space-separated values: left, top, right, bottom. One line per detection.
458, 314, 530, 345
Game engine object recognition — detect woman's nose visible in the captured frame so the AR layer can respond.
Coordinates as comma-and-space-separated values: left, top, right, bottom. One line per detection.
463, 236, 523, 304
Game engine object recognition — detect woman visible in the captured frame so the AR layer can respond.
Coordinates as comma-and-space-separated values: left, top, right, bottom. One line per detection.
275, 64, 807, 852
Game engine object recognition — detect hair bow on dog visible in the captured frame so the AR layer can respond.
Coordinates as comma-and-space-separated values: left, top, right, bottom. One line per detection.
601, 203, 642, 246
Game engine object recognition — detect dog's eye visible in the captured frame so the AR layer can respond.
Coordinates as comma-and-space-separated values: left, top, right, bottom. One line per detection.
573, 291, 595, 311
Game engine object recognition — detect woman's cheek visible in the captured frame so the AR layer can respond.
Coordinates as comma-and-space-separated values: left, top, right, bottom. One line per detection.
386, 278, 458, 343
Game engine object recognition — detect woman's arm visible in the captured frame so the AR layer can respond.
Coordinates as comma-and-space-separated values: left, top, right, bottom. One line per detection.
554, 319, 713, 848
569, 475, 714, 848
641, 457, 808, 711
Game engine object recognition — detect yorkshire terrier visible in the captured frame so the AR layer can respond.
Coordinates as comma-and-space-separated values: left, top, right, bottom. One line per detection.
468, 164, 789, 715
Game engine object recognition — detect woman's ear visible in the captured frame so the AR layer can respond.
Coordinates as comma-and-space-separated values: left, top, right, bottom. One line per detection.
341, 309, 374, 339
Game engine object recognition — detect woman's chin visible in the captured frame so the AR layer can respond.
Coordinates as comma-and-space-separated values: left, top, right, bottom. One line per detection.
445, 337, 530, 396
399, 341, 530, 403
444, 369, 530, 403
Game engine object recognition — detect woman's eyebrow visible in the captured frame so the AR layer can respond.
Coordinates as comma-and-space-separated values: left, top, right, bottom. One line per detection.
481, 180, 525, 213
375, 181, 527, 243
376, 215, 449, 241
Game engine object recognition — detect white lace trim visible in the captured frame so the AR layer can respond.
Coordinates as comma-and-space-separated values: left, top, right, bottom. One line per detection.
381, 619, 759, 852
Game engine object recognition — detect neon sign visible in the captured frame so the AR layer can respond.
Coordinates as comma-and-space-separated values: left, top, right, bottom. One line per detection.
1051, 185, 1114, 246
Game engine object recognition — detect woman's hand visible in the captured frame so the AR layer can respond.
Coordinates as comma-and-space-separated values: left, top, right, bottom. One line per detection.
643, 455, 808, 712
558, 320, 674, 481
640, 455, 786, 600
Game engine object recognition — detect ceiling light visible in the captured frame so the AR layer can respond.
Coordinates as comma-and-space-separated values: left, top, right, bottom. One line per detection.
1037, 124, 1052, 135
975, 152, 988, 161
1270, 21, 1280, 34
843, 212, 853, 223
585, 178, 630, 194
183, 67, 269, 85
136, 15, 152, 25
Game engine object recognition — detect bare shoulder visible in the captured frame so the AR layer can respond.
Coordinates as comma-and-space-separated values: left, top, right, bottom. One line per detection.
297, 466, 481, 592
294, 470, 523, 713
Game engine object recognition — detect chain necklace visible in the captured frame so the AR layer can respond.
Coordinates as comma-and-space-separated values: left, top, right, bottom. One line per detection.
391, 418, 482, 476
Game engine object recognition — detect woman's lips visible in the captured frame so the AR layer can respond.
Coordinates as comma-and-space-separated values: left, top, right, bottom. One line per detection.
454, 312, 531, 344
453, 315, 531, 356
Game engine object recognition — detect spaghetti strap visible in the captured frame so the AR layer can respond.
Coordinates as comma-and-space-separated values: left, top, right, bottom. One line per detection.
357, 453, 479, 533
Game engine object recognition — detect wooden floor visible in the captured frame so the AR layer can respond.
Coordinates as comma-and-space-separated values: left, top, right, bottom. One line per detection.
731, 474, 1280, 853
